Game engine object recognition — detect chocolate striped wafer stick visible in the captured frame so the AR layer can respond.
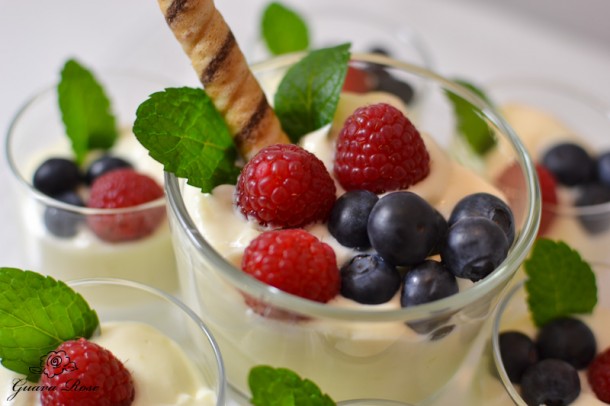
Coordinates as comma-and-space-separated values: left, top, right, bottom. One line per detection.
158, 0, 289, 160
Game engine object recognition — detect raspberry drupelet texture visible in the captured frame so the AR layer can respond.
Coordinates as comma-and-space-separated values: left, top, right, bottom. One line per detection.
40, 338, 135, 406
87, 168, 165, 242
242, 229, 340, 303
334, 103, 430, 194
235, 144, 336, 228
588, 347, 610, 403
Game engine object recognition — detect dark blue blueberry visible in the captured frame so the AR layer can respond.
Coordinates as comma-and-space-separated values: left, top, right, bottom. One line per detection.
32, 158, 81, 197
498, 331, 539, 383
85, 155, 133, 185
440, 217, 509, 281
430, 210, 448, 256
340, 254, 400, 304
43, 191, 85, 238
328, 190, 378, 249
597, 151, 610, 186
449, 192, 515, 246
367, 192, 441, 266
541, 142, 596, 186
375, 74, 415, 105
400, 260, 458, 307
536, 317, 596, 370
520, 359, 580, 406
575, 183, 610, 234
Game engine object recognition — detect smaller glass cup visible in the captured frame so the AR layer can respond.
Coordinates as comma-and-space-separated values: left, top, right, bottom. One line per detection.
485, 78, 610, 265
490, 263, 610, 405
67, 278, 226, 405
5, 71, 179, 292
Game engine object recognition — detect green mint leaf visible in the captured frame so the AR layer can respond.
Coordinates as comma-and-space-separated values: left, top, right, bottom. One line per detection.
58, 59, 118, 165
524, 239, 597, 327
0, 268, 99, 381
446, 78, 496, 155
133, 87, 240, 193
249, 365, 336, 406
274, 43, 351, 142
262, 2, 309, 55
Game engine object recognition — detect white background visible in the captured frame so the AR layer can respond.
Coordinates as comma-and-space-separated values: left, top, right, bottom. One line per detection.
2, 1, 610, 404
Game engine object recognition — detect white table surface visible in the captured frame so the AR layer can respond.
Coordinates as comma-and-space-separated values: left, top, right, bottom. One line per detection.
2, 1, 610, 405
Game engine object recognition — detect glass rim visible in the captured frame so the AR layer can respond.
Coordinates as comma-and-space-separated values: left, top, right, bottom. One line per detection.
67, 277, 227, 405
4, 72, 167, 215
165, 51, 541, 322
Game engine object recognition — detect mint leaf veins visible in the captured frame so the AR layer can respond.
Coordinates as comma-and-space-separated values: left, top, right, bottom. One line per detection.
446, 78, 497, 156
0, 268, 99, 381
524, 239, 597, 327
262, 2, 309, 56
274, 43, 351, 142
133, 87, 241, 193
249, 365, 335, 406
58, 59, 118, 165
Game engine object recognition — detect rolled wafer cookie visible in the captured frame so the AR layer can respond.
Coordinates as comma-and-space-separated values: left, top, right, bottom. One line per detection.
158, 0, 290, 160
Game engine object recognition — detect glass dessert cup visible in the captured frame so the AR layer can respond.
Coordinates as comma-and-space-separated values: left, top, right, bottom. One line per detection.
5, 71, 179, 293
165, 53, 540, 404
485, 78, 610, 265
490, 263, 610, 405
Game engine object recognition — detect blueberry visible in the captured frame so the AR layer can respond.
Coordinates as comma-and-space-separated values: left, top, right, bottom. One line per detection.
498, 331, 539, 383
43, 191, 85, 238
575, 183, 610, 234
400, 260, 458, 307
520, 359, 580, 406
536, 317, 596, 370
440, 217, 509, 281
375, 74, 415, 105
328, 190, 378, 249
32, 158, 81, 197
340, 254, 400, 304
430, 210, 448, 256
85, 155, 133, 185
541, 142, 596, 186
367, 191, 441, 266
597, 151, 610, 186
449, 192, 515, 246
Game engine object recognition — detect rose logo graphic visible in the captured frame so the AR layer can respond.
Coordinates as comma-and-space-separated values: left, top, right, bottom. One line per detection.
29, 350, 77, 378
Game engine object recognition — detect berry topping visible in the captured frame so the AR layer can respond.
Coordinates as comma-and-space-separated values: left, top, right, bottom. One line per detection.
44, 191, 85, 238
235, 144, 336, 228
242, 229, 339, 303
536, 164, 559, 235
87, 169, 165, 242
440, 217, 509, 281
334, 103, 430, 194
328, 190, 378, 249
342, 66, 376, 93
597, 151, 610, 186
367, 191, 442, 266
520, 359, 580, 406
40, 338, 135, 406
541, 142, 596, 186
85, 155, 133, 185
536, 317, 597, 370
400, 260, 458, 308
448, 192, 515, 246
575, 183, 610, 234
33, 158, 81, 197
588, 347, 610, 403
340, 254, 400, 304
498, 331, 539, 384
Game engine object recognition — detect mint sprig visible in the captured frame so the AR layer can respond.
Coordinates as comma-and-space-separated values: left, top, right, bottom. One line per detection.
58, 59, 118, 165
0, 268, 99, 381
524, 239, 597, 327
274, 43, 351, 142
262, 2, 309, 56
133, 87, 241, 193
446, 78, 496, 156
249, 365, 335, 406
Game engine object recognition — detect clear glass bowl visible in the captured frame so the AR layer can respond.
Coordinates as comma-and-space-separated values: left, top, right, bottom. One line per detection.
485, 78, 610, 264
5, 71, 179, 292
165, 53, 540, 403
491, 263, 610, 405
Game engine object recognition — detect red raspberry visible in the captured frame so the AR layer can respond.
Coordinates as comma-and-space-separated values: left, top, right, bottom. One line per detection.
536, 164, 559, 235
40, 338, 135, 406
87, 169, 165, 242
242, 229, 339, 303
588, 347, 610, 403
343, 66, 376, 93
235, 144, 336, 228
334, 103, 430, 193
